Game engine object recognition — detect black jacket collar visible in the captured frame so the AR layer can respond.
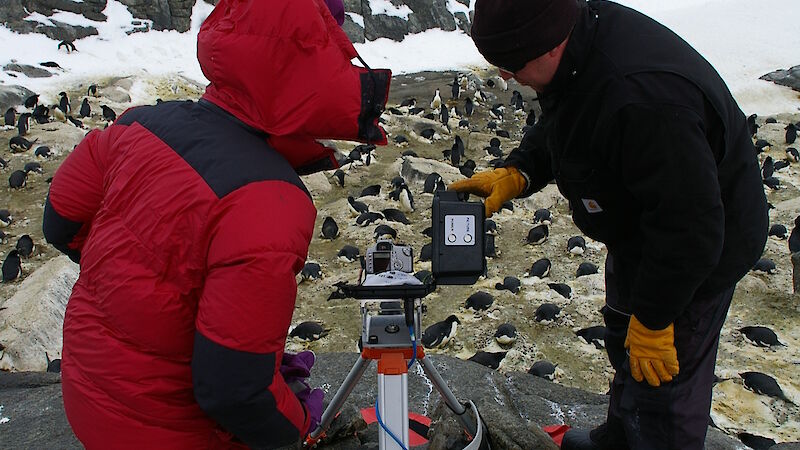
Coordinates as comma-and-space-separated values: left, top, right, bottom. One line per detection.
542, 2, 599, 99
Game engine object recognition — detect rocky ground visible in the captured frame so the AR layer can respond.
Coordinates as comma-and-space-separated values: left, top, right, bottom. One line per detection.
0, 70, 799, 447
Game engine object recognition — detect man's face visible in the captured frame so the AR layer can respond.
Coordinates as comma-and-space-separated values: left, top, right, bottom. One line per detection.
498, 45, 564, 92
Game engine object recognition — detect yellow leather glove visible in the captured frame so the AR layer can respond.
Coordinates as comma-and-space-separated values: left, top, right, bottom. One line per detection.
624, 315, 680, 387
448, 167, 527, 217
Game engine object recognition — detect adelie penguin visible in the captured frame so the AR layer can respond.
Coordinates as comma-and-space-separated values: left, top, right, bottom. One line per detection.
299, 262, 322, 282
4, 107, 15, 127
467, 351, 507, 370
752, 258, 776, 274
79, 98, 91, 118
576, 262, 599, 278
422, 315, 460, 349
528, 258, 552, 279
320, 216, 339, 240
495, 276, 521, 294
548, 283, 572, 299
567, 236, 586, 255
535, 303, 561, 322
58, 40, 77, 52
374, 224, 397, 241
526, 224, 549, 245
15, 234, 35, 258
289, 321, 330, 342
789, 215, 800, 253
382, 208, 410, 225
2, 250, 22, 282
533, 208, 552, 224
24, 162, 43, 174
337, 245, 360, 262
740, 372, 794, 404
0, 209, 12, 227
58, 91, 71, 115
576, 326, 607, 349
768, 224, 787, 239
423, 173, 445, 194
87, 84, 99, 97
465, 291, 494, 311
16, 112, 31, 136
9, 170, 27, 189
35, 145, 53, 159
786, 123, 797, 145
739, 326, 785, 347
101, 105, 117, 122
494, 323, 517, 346
529, 361, 557, 381
24, 94, 39, 108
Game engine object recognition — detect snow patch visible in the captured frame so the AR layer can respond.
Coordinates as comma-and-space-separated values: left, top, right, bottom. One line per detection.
368, 0, 412, 20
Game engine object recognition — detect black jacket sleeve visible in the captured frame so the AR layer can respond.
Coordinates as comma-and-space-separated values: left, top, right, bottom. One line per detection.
192, 332, 305, 449
613, 104, 725, 329
504, 119, 554, 196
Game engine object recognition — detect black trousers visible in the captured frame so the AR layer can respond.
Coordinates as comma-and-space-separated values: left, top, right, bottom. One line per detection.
599, 254, 735, 450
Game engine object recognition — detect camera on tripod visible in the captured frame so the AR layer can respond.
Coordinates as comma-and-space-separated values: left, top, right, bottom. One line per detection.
365, 239, 413, 274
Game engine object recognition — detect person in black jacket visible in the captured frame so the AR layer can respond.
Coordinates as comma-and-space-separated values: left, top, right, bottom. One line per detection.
451, 1, 768, 449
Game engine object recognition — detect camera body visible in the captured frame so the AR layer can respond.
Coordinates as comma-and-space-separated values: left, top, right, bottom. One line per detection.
365, 238, 414, 274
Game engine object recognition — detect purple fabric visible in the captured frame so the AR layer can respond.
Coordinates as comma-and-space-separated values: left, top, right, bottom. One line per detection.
280, 351, 315, 382
297, 388, 324, 432
323, 0, 345, 26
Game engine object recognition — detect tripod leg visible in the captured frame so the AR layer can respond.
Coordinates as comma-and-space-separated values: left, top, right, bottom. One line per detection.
306, 355, 371, 443
418, 356, 477, 438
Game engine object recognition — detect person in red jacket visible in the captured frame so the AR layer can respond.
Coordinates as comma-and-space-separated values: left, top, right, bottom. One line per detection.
42, 0, 390, 448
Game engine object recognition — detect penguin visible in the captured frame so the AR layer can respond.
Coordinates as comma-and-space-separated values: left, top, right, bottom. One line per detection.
529, 361, 557, 381
332, 169, 345, 187
534, 303, 561, 322
548, 283, 572, 299
494, 323, 517, 346
765, 117, 777, 124
424, 173, 444, 194
485, 144, 503, 157
526, 224, 549, 245
299, 262, 322, 282
394, 135, 410, 146
347, 196, 369, 215
46, 353, 61, 373
465, 291, 494, 311
773, 159, 790, 171
739, 326, 785, 347
4, 107, 15, 126
762, 156, 774, 179
440, 105, 449, 130
9, 136, 35, 152
787, 147, 800, 162
746, 113, 758, 137
87, 84, 98, 97
533, 208, 552, 225
450, 73, 460, 99
2, 250, 22, 282
414, 270, 433, 284
422, 315, 460, 349
576, 326, 606, 349
101, 105, 117, 122
373, 224, 397, 241
32, 104, 49, 124
381, 208, 410, 225
15, 235, 34, 258
464, 97, 474, 116
290, 321, 330, 341
359, 184, 381, 197
496, 130, 510, 139
58, 40, 76, 52
460, 160, 476, 178
754, 139, 771, 153
400, 97, 416, 108
422, 227, 433, 238
0, 209, 12, 227
740, 372, 794, 404
0, 157, 7, 169
402, 150, 418, 158
568, 236, 587, 255
420, 128, 436, 140
67, 116, 84, 129
752, 258, 776, 274
467, 351, 506, 370
356, 211, 383, 227
576, 262, 599, 278
35, 145, 53, 159
398, 185, 414, 212
390, 176, 406, 190
24, 94, 39, 108
51, 104, 66, 122
58, 91, 71, 115
9, 170, 27, 189
769, 224, 788, 239
484, 234, 497, 258
79, 98, 91, 118
485, 219, 497, 235
737, 433, 776, 450
430, 89, 441, 110
337, 245, 360, 262
419, 242, 432, 262
320, 216, 339, 240
16, 112, 30, 136
789, 215, 800, 253
526, 109, 536, 126
24, 162, 43, 174
528, 258, 551, 279
787, 123, 797, 145
763, 177, 780, 190
495, 276, 521, 294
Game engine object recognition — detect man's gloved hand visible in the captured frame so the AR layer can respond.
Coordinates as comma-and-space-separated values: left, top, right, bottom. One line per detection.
281, 351, 315, 394
448, 167, 527, 217
624, 315, 680, 387
297, 387, 324, 434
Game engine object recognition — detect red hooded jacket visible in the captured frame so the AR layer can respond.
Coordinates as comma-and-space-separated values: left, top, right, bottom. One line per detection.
42, 0, 389, 448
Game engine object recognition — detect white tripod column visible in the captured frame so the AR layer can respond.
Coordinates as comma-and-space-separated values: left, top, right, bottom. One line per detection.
377, 352, 409, 450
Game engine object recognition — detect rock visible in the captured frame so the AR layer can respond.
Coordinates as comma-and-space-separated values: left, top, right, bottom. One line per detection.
0, 353, 758, 448
454, 12, 470, 33
102, 86, 133, 104
3, 63, 53, 79
406, 0, 457, 35
302, 172, 333, 196
364, 14, 408, 42
398, 156, 463, 189
760, 65, 800, 93
0, 85, 36, 113
0, 0, 100, 41
520, 183, 567, 212
342, 13, 366, 44
770, 443, 800, 449
0, 256, 79, 371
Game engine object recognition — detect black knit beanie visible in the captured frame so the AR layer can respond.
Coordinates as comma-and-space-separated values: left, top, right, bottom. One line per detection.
471, 0, 579, 73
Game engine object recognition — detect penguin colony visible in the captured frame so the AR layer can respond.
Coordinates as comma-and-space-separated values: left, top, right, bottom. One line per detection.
3, 70, 799, 444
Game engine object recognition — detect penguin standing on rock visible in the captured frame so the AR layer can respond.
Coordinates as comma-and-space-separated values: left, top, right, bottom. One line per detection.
16, 113, 30, 136
101, 105, 117, 122
422, 315, 460, 349
79, 98, 91, 118
2, 250, 22, 282
4, 108, 15, 126
59, 92, 71, 115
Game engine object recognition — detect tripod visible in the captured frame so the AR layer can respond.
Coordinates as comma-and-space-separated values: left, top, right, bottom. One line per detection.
304, 286, 488, 450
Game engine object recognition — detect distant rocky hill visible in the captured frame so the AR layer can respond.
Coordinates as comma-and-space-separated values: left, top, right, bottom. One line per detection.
0, 0, 472, 43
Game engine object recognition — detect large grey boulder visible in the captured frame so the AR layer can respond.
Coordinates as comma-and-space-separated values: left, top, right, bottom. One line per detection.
398, 156, 463, 189
761, 65, 800, 93
0, 256, 79, 372
0, 85, 36, 113
406, 0, 457, 35
3, 63, 53, 79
